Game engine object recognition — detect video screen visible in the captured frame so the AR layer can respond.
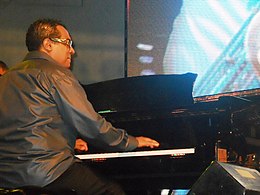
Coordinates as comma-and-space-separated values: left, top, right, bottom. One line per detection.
127, 0, 260, 98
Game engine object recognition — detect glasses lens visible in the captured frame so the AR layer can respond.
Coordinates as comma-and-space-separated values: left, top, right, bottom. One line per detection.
66, 40, 73, 47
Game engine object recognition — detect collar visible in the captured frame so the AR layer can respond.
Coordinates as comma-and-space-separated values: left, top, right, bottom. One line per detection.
23, 51, 58, 66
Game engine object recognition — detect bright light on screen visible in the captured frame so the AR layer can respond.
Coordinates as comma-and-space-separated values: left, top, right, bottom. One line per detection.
127, 0, 260, 98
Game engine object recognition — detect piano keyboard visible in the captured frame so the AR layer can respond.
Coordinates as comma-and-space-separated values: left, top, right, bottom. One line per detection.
75, 148, 195, 160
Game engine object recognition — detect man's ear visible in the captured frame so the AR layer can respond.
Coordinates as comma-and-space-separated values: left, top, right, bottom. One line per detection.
41, 38, 53, 52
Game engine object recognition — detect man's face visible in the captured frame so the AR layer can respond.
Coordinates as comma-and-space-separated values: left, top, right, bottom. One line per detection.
49, 25, 75, 69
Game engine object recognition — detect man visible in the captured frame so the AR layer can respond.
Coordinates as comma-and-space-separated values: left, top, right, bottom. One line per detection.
0, 60, 8, 76
0, 19, 159, 195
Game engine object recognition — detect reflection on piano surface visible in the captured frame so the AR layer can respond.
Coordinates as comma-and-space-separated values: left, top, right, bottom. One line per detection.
78, 74, 260, 194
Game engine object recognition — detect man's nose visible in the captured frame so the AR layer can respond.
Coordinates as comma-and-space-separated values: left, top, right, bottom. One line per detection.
70, 46, 75, 55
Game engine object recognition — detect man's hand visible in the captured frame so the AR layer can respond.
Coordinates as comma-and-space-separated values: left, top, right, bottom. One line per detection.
75, 138, 88, 152
135, 136, 159, 148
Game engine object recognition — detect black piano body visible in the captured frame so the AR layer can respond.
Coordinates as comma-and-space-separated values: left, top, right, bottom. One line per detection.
79, 74, 258, 194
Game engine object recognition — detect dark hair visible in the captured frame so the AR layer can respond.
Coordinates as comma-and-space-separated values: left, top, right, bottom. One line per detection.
25, 18, 66, 51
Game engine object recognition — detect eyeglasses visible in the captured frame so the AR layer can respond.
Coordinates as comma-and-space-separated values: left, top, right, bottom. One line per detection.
49, 37, 73, 48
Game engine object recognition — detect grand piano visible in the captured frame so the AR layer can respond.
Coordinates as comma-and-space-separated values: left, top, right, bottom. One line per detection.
77, 73, 260, 194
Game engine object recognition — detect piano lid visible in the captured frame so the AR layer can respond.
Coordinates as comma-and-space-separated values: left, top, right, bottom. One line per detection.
82, 73, 198, 113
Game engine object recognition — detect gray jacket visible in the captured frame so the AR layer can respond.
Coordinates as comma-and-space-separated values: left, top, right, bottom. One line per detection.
0, 51, 138, 188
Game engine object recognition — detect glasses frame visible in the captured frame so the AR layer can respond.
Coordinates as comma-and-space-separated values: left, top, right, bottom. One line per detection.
49, 37, 73, 48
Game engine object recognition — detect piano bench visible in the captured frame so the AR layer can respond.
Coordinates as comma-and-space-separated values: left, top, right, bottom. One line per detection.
0, 186, 77, 195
